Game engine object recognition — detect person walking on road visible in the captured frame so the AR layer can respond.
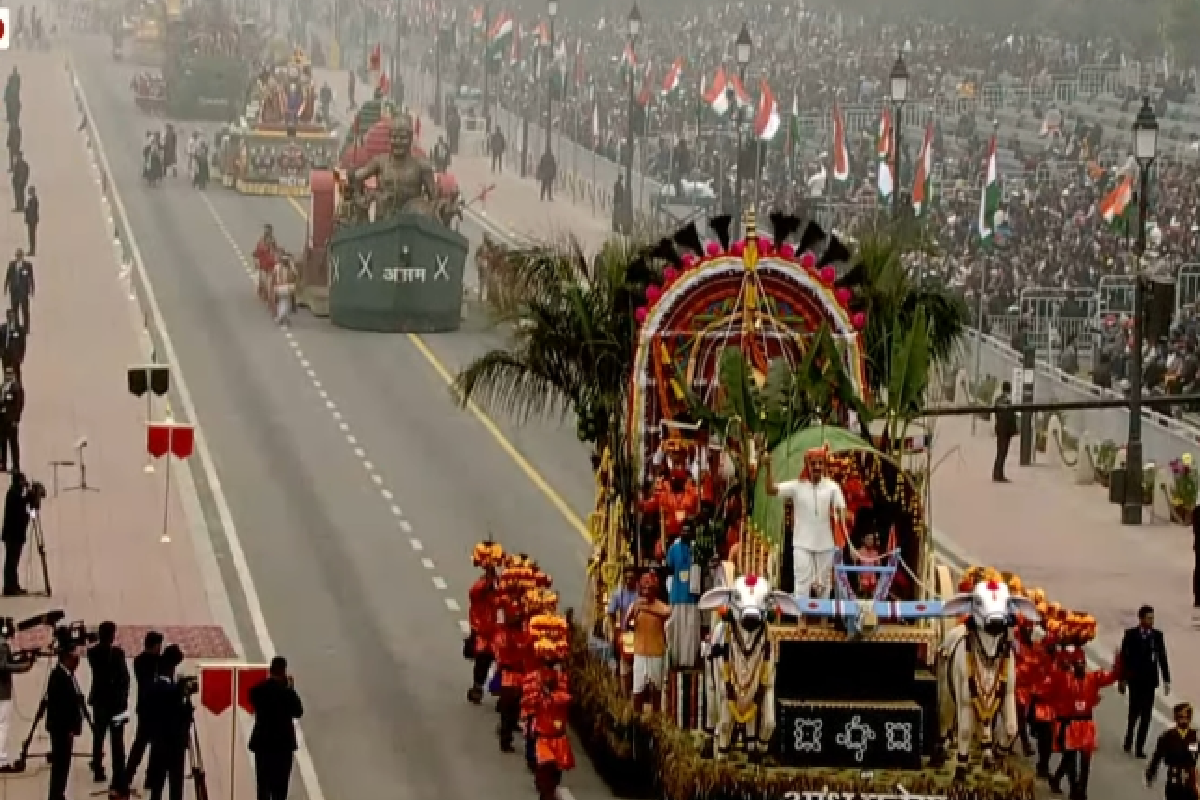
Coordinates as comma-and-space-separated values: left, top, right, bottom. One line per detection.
1121, 605, 1172, 758
248, 656, 304, 800
5, 249, 33, 334
87, 621, 131, 793
10, 152, 27, 214
24, 186, 38, 256
1, 472, 29, 594
993, 380, 1018, 482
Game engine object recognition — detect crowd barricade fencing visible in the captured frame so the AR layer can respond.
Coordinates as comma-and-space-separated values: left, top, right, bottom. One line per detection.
1176, 264, 1200, 320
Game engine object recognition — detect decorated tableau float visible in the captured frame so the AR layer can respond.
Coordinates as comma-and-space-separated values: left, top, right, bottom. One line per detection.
214, 48, 339, 196
129, 6, 255, 122
452, 211, 1133, 800
250, 111, 466, 326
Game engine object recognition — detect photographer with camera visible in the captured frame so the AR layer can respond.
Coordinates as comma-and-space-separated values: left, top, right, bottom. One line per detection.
2, 471, 29, 595
144, 644, 191, 800
248, 656, 304, 800
87, 621, 130, 794
122, 630, 162, 793
0, 618, 32, 769
46, 643, 84, 800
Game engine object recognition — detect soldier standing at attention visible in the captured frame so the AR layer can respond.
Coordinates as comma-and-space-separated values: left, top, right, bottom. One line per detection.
22, 187, 37, 257
4, 249, 32, 334
9, 153, 27, 214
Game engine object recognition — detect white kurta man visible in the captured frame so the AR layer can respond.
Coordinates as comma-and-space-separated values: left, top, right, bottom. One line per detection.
762, 443, 847, 600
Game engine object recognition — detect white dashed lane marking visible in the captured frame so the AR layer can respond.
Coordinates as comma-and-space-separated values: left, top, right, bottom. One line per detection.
200, 196, 465, 630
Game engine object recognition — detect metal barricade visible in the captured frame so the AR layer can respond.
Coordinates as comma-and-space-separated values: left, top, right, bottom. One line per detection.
1098, 275, 1137, 317
1018, 288, 1100, 367
1054, 80, 1079, 105
1176, 264, 1200, 320
1078, 65, 1120, 97
981, 83, 1004, 110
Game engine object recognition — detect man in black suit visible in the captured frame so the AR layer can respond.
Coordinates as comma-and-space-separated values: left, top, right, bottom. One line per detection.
23, 187, 37, 257
0, 366, 24, 474
122, 631, 162, 792
87, 621, 130, 792
993, 380, 1018, 482
145, 644, 190, 800
1120, 604, 1172, 758
45, 644, 84, 800
3, 250, 32, 335
0, 472, 28, 595
0, 308, 25, 382
248, 656, 304, 800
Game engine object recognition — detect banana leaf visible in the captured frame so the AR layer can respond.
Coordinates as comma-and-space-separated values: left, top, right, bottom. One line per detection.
886, 307, 931, 421
716, 348, 760, 433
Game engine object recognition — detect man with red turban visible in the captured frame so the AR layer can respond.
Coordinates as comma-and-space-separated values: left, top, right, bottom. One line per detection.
762, 443, 847, 599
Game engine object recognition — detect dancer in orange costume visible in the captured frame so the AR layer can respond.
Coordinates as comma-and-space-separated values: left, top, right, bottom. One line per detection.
1048, 646, 1121, 800
466, 541, 504, 704
1016, 627, 1059, 778
525, 626, 575, 800
493, 564, 536, 752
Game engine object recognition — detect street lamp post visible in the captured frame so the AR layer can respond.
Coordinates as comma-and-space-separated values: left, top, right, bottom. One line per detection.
1122, 96, 1159, 525
732, 23, 752, 229
620, 3, 641, 234
889, 53, 909, 219
543, 0, 558, 160
433, 27, 443, 125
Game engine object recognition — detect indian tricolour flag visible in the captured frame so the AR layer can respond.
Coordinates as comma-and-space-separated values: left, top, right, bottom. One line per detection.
619, 42, 637, 81
471, 6, 484, 32
876, 107, 893, 200
978, 134, 1000, 244
911, 122, 935, 216
1099, 173, 1134, 228
832, 102, 849, 183
753, 77, 780, 141
486, 14, 514, 58
702, 66, 729, 114
661, 57, 684, 100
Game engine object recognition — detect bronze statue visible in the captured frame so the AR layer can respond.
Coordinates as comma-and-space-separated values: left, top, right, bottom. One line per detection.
344, 115, 462, 228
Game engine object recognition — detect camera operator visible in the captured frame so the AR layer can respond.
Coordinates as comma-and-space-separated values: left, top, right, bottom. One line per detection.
145, 644, 191, 800
0, 618, 32, 769
46, 643, 84, 800
122, 630, 162, 793
248, 656, 304, 800
1, 471, 29, 596
87, 621, 130, 793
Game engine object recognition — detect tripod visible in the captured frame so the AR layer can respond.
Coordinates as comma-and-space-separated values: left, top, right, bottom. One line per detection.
184, 701, 209, 800
25, 511, 51, 596
12, 658, 94, 773
64, 442, 99, 494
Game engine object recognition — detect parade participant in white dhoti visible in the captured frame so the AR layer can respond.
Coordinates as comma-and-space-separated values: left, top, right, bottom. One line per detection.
762, 443, 847, 600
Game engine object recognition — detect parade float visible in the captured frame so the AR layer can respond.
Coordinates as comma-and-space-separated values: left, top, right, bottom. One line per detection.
214, 49, 340, 195
156, 8, 254, 121
454, 209, 1074, 800
288, 112, 466, 330
131, 71, 166, 114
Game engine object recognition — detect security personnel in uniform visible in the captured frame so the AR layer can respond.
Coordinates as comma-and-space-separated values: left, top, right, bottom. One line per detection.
4, 249, 33, 334
1146, 702, 1200, 800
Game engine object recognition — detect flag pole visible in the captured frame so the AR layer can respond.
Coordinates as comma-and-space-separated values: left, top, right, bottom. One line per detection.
753, 140, 763, 215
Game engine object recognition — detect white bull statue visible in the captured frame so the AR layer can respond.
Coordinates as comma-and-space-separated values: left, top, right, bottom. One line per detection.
938, 578, 1040, 778
699, 574, 804, 760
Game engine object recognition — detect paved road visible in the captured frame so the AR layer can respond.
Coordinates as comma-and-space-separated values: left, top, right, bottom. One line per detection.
71, 34, 609, 800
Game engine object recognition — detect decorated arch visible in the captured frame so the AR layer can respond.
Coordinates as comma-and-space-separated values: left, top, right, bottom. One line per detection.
630, 240, 868, 480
